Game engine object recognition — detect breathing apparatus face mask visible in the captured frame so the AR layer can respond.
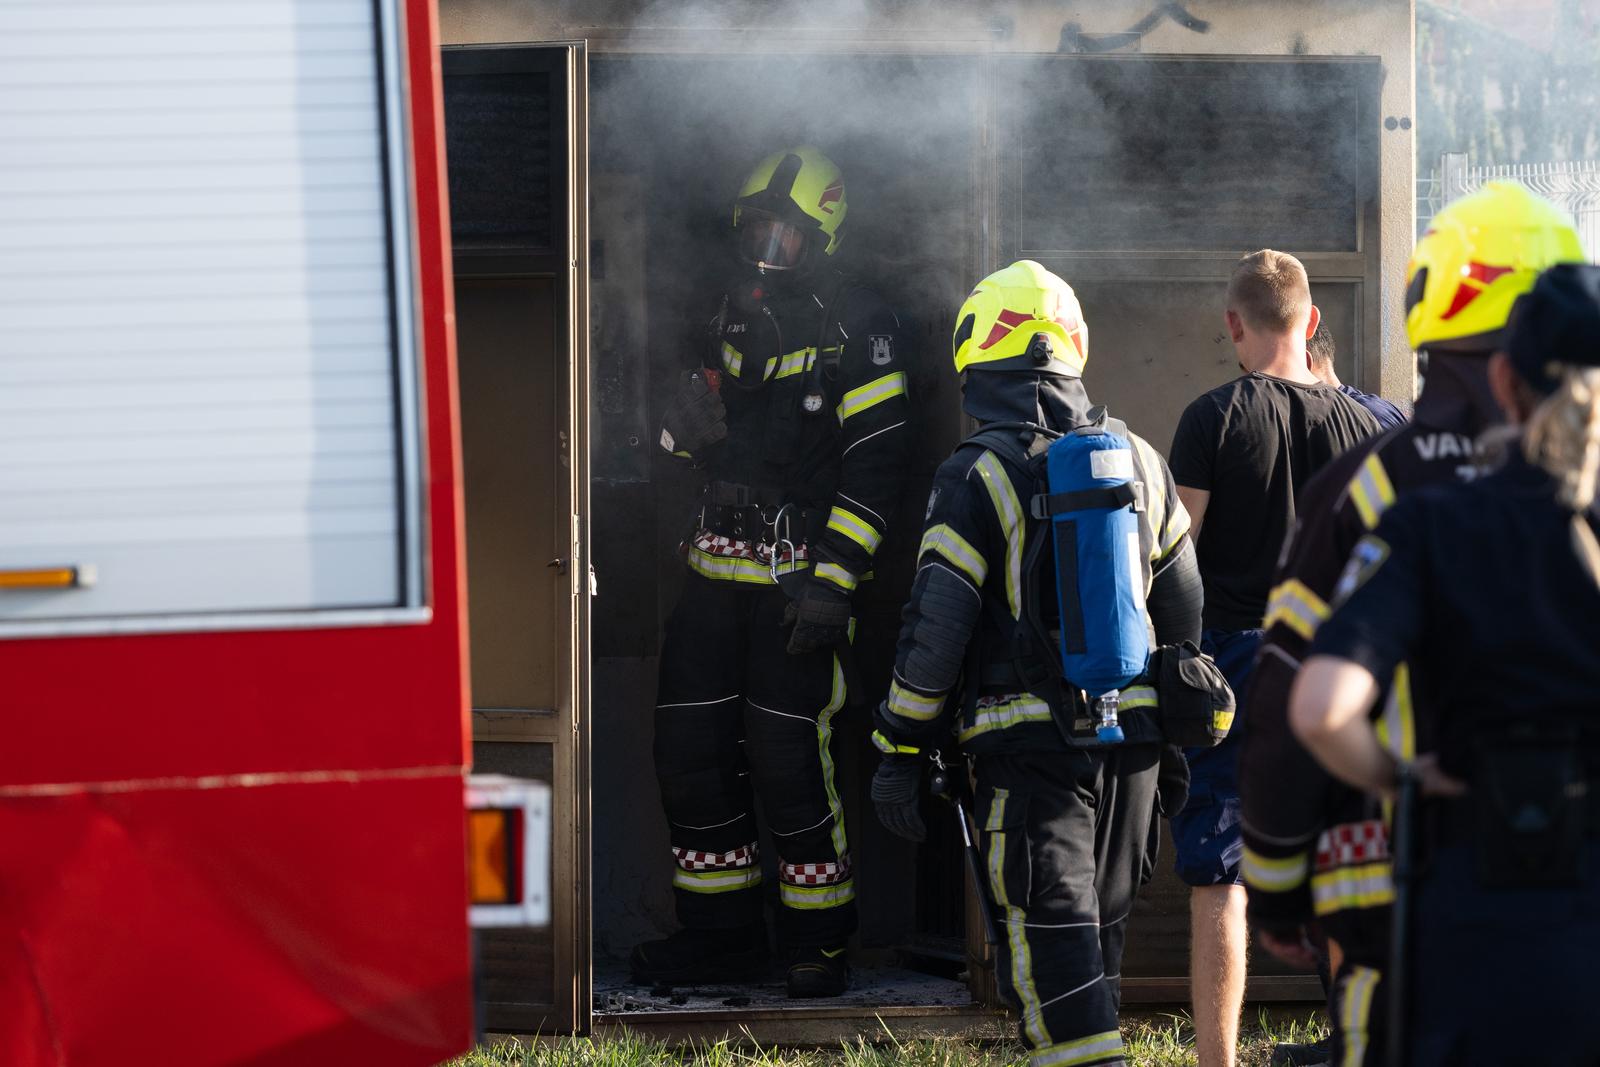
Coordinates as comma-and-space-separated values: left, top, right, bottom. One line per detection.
736, 211, 810, 274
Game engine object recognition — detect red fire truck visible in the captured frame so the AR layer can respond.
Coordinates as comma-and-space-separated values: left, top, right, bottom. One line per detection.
0, 2, 555, 1063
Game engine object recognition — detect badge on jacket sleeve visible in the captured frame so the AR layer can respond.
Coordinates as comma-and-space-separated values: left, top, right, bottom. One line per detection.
1333, 534, 1391, 605
869, 335, 894, 365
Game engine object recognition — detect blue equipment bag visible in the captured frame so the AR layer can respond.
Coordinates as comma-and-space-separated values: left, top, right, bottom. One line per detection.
1034, 420, 1149, 742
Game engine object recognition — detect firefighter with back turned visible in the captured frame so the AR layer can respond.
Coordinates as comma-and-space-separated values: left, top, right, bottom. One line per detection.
1289, 261, 1600, 1066
631, 146, 913, 998
1237, 183, 1586, 1064
871, 261, 1233, 1067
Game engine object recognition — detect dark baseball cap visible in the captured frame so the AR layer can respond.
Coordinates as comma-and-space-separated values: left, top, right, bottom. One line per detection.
1505, 263, 1600, 394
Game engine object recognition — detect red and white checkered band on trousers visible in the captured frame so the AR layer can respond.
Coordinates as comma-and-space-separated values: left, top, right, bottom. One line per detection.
779, 857, 852, 886
691, 530, 809, 564
672, 843, 759, 872
1315, 819, 1390, 870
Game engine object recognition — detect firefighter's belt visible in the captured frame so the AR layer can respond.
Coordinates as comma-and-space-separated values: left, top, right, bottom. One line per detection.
705, 481, 787, 509
702, 501, 825, 544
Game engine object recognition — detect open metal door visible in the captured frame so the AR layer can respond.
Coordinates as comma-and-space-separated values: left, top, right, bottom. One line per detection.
441, 42, 592, 1034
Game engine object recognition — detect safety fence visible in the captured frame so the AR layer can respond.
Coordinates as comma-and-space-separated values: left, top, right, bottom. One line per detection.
1418, 153, 1600, 254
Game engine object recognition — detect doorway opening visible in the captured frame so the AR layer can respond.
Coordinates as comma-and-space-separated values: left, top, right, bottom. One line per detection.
585, 51, 985, 1028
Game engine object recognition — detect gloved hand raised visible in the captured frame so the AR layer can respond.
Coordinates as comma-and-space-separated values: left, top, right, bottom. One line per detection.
871, 752, 927, 842
781, 577, 852, 655
659, 370, 726, 457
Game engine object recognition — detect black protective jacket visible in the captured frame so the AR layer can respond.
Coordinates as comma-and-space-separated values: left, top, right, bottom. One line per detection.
676, 269, 912, 592
874, 372, 1199, 755
1238, 355, 1495, 948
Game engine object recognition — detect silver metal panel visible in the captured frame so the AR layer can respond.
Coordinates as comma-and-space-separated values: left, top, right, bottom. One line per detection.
0, 0, 425, 634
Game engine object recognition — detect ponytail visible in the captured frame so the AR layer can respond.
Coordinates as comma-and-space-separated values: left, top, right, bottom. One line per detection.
1522, 365, 1600, 585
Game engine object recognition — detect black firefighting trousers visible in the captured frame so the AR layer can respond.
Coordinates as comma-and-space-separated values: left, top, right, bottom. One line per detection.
974, 746, 1160, 1067
652, 572, 856, 949
1319, 875, 1393, 1067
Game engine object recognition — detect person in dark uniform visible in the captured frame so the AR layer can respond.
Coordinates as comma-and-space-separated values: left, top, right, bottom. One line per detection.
1307, 322, 1407, 431
632, 146, 913, 997
1237, 184, 1585, 1065
1167, 250, 1380, 1067
872, 261, 1210, 1067
1289, 262, 1600, 1067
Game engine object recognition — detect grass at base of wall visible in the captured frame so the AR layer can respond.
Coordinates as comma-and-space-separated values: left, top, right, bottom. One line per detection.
453, 1011, 1328, 1067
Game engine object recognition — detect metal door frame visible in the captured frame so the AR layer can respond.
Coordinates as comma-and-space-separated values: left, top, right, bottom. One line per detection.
445, 40, 592, 1034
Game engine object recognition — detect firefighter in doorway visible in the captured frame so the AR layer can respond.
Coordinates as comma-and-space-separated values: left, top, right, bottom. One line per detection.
632, 146, 912, 998
871, 261, 1218, 1066
1237, 183, 1585, 1065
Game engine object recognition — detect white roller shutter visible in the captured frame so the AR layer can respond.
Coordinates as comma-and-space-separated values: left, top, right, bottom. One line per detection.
0, 0, 423, 636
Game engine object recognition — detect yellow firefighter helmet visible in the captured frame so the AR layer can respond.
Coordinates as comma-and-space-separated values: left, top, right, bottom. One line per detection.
953, 260, 1088, 377
1406, 181, 1586, 351
732, 146, 846, 271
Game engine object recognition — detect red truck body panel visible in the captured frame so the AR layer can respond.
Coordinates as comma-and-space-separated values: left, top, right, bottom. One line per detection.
0, 2, 474, 1062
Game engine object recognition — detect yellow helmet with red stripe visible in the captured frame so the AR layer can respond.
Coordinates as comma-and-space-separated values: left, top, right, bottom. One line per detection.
952, 260, 1088, 376
732, 147, 846, 271
1406, 181, 1586, 351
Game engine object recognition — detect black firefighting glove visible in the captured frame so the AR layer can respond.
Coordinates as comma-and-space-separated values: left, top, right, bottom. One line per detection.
871, 752, 927, 843
781, 578, 852, 655
658, 370, 726, 457
1156, 744, 1191, 817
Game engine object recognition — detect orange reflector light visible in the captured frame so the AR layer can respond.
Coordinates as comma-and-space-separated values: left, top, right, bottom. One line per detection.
468, 807, 522, 906
0, 566, 87, 590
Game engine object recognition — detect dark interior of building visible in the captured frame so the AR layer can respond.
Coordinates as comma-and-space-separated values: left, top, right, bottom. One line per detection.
441, 45, 1380, 1028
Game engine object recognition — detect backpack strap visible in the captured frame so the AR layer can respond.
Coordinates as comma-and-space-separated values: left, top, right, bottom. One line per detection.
810, 274, 857, 381
959, 421, 1057, 468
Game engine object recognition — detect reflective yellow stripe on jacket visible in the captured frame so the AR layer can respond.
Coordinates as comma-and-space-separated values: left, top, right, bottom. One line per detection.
920, 523, 988, 587
1131, 435, 1189, 560
826, 505, 882, 554
813, 561, 858, 592
973, 451, 1024, 618
836, 372, 907, 422
1264, 578, 1331, 640
958, 696, 1053, 743
887, 679, 945, 721
1348, 453, 1397, 529
764, 347, 815, 381
1242, 846, 1311, 892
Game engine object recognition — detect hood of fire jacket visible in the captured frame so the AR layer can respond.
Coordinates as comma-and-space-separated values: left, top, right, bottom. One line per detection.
1414, 349, 1504, 440
961, 368, 1098, 432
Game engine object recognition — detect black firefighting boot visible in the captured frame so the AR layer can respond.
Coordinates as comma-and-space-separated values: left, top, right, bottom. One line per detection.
1268, 1037, 1331, 1067
629, 924, 769, 986
785, 946, 849, 998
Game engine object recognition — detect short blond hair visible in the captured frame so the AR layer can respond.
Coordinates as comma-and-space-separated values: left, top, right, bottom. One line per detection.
1227, 250, 1311, 335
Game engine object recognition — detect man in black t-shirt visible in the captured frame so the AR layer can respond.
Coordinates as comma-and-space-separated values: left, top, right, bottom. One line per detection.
1168, 250, 1379, 1067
